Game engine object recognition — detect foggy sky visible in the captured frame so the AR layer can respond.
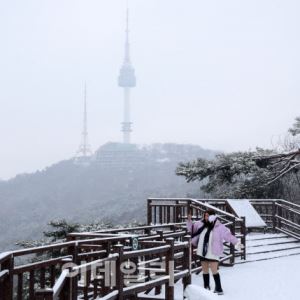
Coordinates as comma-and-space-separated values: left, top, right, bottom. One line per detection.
0, 0, 299, 179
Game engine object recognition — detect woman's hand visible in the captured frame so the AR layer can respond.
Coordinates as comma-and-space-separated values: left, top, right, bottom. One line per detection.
235, 242, 245, 251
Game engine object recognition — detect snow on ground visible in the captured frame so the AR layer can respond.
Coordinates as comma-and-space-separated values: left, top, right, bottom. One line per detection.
175, 255, 300, 300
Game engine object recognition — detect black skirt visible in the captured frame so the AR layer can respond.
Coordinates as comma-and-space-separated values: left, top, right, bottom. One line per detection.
198, 255, 219, 263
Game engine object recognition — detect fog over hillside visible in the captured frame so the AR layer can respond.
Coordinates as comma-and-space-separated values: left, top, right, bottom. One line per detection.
0, 142, 216, 251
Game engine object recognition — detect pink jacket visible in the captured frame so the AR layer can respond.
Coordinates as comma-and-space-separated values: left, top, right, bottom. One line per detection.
187, 219, 238, 256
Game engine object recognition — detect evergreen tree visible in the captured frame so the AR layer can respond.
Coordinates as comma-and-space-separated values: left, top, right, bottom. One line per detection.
289, 116, 300, 136
176, 149, 283, 199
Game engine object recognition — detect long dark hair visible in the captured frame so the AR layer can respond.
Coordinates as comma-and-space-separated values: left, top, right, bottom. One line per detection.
202, 209, 217, 229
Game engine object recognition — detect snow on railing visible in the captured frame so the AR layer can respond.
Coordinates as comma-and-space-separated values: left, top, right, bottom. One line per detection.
5, 198, 299, 300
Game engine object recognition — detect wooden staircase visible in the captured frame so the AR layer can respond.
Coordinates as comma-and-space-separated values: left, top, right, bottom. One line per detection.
236, 232, 300, 263
1, 198, 299, 300
148, 198, 300, 265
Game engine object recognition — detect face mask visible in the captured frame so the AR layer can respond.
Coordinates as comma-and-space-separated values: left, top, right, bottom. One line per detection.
208, 215, 217, 223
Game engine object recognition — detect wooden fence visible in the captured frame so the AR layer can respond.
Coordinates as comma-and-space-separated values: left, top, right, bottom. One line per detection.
1, 198, 299, 300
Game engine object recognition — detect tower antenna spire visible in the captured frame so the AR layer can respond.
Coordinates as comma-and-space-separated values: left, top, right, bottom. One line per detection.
124, 4, 130, 63
75, 82, 92, 164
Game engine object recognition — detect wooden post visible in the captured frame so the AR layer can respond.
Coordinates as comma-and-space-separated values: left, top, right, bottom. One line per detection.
60, 275, 72, 300
40, 267, 46, 289
241, 217, 246, 260
83, 258, 90, 300
277, 203, 282, 229
147, 199, 152, 225
167, 206, 171, 224
272, 200, 276, 232
165, 238, 174, 300
114, 244, 124, 300
106, 241, 112, 256
187, 200, 191, 221
182, 236, 191, 290
93, 276, 98, 299
169, 224, 175, 232
175, 201, 181, 223
154, 230, 164, 295
29, 270, 35, 300
230, 218, 236, 265
17, 273, 23, 300
157, 230, 164, 242
67, 243, 78, 300
159, 206, 163, 224
2, 253, 13, 300
50, 265, 55, 287
291, 210, 295, 224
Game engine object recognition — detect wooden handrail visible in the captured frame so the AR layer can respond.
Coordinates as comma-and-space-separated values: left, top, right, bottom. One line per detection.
123, 245, 170, 259
53, 269, 69, 299
275, 200, 300, 215
0, 252, 12, 264
94, 223, 184, 233
12, 241, 75, 257
275, 203, 300, 215
122, 276, 170, 296
0, 269, 9, 281
276, 227, 300, 240
148, 197, 243, 222
98, 290, 118, 300
277, 199, 300, 210
13, 255, 72, 274
276, 216, 300, 231
12, 235, 136, 257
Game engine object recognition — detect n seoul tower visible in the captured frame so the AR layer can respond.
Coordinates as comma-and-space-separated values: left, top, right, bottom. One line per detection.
118, 8, 136, 144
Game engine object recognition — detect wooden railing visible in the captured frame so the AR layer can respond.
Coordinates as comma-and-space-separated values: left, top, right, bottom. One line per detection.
147, 198, 300, 258
1, 198, 299, 300
147, 198, 246, 264
194, 198, 300, 236
0, 224, 192, 300
30, 236, 191, 300
0, 252, 13, 300
274, 200, 300, 239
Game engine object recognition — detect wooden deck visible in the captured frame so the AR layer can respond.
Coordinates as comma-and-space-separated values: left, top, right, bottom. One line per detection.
0, 198, 299, 300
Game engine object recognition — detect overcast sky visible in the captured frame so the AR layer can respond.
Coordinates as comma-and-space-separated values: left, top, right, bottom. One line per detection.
0, 0, 299, 179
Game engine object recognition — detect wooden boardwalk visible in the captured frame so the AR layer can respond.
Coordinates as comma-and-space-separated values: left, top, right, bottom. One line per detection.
0, 198, 299, 300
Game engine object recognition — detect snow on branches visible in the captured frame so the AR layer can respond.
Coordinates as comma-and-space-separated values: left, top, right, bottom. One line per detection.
289, 116, 300, 136
176, 149, 279, 199
254, 149, 300, 185
176, 117, 300, 201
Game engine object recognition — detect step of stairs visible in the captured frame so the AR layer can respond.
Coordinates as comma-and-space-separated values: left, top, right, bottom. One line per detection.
236, 233, 300, 263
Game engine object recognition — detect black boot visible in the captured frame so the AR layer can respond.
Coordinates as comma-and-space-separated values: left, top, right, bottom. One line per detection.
203, 273, 210, 290
213, 273, 223, 295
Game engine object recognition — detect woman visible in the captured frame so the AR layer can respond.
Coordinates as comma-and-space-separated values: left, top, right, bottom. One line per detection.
187, 209, 239, 295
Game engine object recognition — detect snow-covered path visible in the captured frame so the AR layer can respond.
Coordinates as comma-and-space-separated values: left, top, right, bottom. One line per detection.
175, 255, 300, 300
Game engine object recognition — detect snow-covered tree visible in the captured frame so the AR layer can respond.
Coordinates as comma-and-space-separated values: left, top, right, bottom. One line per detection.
177, 117, 300, 202
255, 149, 300, 185
289, 116, 300, 136
176, 149, 284, 199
